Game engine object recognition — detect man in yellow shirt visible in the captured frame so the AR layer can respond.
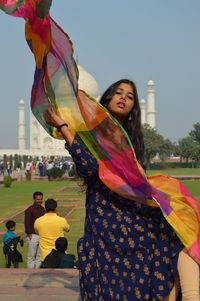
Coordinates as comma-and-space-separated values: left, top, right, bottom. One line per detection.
34, 198, 70, 262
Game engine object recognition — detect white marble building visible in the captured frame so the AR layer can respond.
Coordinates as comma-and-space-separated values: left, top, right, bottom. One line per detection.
0, 66, 156, 158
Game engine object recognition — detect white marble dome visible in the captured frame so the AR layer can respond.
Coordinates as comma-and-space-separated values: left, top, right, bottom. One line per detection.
29, 64, 100, 154
78, 64, 99, 98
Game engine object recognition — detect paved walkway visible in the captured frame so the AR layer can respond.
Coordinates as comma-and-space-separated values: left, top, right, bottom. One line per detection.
0, 268, 81, 301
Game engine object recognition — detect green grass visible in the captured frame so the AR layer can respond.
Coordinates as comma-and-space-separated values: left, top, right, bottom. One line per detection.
0, 180, 78, 217
0, 179, 85, 267
147, 168, 200, 176
0, 170, 199, 268
183, 181, 200, 201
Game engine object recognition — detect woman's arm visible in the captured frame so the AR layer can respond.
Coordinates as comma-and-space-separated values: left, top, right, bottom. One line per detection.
44, 107, 98, 177
67, 140, 98, 178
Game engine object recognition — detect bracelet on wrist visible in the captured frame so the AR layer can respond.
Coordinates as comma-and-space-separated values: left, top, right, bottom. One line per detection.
57, 123, 68, 132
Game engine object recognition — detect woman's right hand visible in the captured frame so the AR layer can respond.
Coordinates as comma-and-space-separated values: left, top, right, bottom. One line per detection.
43, 104, 75, 146
43, 104, 65, 128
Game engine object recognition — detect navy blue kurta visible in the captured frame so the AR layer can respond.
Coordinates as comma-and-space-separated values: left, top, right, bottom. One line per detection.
67, 140, 183, 301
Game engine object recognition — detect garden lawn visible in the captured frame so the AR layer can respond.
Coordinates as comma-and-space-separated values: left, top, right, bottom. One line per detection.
0, 179, 85, 267
183, 181, 200, 202
0, 171, 199, 268
147, 168, 200, 176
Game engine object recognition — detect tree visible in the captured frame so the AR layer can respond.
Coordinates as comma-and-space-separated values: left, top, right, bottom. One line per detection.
178, 136, 200, 163
23, 155, 29, 168
143, 125, 164, 168
179, 122, 200, 164
3, 154, 7, 166
159, 138, 174, 163
14, 154, 19, 170
9, 155, 13, 168
46, 167, 65, 180
189, 122, 200, 144
143, 125, 174, 168
190, 145, 200, 165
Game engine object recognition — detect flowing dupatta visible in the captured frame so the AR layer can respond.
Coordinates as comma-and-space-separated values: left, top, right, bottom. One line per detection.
1, 0, 199, 263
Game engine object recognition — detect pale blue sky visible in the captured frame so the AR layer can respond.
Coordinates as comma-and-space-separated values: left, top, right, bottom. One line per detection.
0, 0, 200, 148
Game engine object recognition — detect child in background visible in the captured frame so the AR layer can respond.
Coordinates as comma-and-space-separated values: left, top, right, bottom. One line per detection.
2, 220, 23, 268
42, 237, 77, 268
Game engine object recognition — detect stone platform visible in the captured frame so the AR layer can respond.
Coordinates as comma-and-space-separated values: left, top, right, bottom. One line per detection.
0, 268, 81, 301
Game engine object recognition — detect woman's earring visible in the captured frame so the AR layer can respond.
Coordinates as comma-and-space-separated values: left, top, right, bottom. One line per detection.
128, 115, 132, 121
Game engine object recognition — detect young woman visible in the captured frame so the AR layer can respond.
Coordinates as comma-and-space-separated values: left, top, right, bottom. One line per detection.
44, 79, 199, 301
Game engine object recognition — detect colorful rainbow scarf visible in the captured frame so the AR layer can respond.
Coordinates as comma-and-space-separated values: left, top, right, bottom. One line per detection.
1, 0, 199, 263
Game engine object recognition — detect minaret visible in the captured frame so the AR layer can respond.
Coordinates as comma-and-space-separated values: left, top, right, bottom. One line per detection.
140, 98, 146, 125
18, 99, 26, 150
146, 80, 156, 128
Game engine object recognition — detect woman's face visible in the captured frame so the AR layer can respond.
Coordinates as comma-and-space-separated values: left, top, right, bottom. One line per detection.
107, 83, 135, 123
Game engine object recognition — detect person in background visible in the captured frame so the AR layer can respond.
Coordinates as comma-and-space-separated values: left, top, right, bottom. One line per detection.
24, 191, 45, 268
42, 237, 77, 268
2, 220, 23, 268
34, 198, 70, 263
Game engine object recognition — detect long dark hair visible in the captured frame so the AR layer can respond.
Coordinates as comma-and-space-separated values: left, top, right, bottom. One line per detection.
99, 79, 145, 167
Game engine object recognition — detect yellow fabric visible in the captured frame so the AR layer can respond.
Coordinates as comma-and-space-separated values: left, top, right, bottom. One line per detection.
34, 212, 70, 261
